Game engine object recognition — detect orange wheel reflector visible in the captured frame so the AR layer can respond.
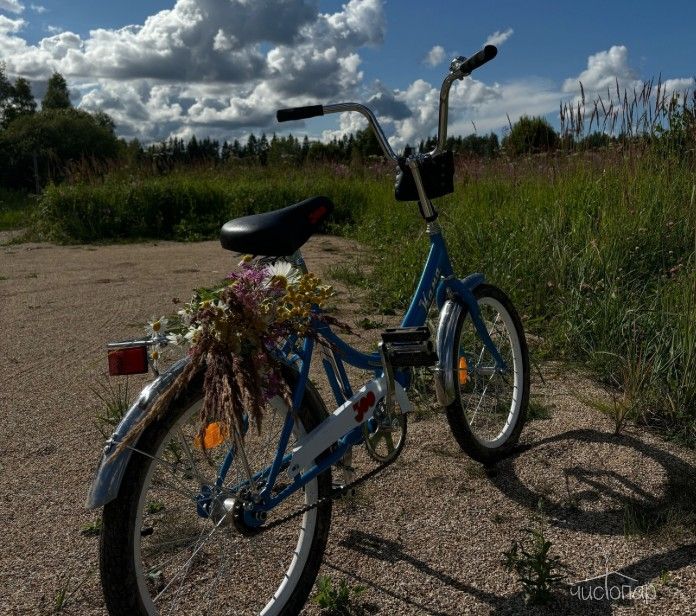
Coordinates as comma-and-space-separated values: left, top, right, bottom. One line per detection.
458, 357, 469, 385
194, 422, 227, 450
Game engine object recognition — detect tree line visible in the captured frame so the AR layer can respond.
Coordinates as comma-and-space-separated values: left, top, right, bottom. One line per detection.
2, 66, 637, 193
139, 127, 501, 172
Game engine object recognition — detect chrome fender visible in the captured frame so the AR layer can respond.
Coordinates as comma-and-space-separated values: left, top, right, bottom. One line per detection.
85, 356, 191, 509
434, 299, 462, 407
434, 273, 484, 407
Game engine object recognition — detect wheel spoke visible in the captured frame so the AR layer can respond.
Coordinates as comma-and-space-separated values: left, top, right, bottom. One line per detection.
103, 386, 332, 616
383, 431, 395, 452
153, 515, 225, 604
452, 289, 526, 449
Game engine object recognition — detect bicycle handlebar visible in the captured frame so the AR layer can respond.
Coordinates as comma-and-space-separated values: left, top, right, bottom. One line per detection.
275, 44, 498, 159
455, 45, 497, 76
276, 105, 324, 123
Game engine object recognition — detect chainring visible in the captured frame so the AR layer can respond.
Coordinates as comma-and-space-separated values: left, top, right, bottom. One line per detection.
362, 400, 407, 463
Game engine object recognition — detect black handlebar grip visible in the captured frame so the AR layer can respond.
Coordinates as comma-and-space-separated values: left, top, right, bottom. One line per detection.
276, 105, 324, 122
460, 45, 497, 74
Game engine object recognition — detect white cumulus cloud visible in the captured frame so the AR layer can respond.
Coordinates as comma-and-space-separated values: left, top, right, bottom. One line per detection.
562, 45, 640, 95
1, 3, 694, 150
424, 45, 445, 67
0, 0, 386, 141
484, 28, 513, 47
661, 77, 696, 96
0, 14, 23, 33
0, 0, 24, 15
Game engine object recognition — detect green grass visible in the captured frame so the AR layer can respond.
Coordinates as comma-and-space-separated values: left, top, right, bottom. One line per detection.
327, 261, 369, 287
30, 147, 696, 444
313, 575, 366, 615
146, 501, 166, 514
348, 152, 696, 444
503, 502, 565, 605
527, 399, 553, 421
623, 474, 696, 538
35, 166, 388, 243
0, 188, 33, 231
80, 518, 102, 537
51, 570, 93, 614
93, 378, 131, 439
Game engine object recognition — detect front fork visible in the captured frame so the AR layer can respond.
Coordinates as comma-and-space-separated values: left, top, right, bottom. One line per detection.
444, 276, 506, 370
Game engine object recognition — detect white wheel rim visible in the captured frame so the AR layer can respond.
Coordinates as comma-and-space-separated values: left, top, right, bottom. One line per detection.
458, 296, 523, 447
131, 398, 319, 615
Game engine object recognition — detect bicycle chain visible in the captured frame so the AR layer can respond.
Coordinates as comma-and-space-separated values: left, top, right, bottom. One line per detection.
259, 454, 398, 533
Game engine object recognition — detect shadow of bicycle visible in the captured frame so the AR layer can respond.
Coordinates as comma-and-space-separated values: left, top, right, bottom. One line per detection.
488, 428, 696, 537
329, 428, 696, 614
333, 529, 696, 615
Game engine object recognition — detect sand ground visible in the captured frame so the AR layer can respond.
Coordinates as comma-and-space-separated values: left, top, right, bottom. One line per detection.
1, 235, 695, 615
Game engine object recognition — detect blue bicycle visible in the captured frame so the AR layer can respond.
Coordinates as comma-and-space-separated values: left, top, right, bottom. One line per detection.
89, 45, 529, 615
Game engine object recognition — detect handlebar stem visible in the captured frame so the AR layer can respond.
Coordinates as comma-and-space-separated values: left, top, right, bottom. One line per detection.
432, 65, 465, 156
406, 158, 437, 220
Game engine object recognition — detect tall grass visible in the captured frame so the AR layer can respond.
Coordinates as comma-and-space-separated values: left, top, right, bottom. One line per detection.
354, 152, 695, 443
0, 187, 32, 230
34, 84, 696, 443
561, 76, 696, 144
36, 165, 388, 242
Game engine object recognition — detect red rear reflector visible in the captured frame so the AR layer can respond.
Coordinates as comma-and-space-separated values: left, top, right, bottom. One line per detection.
108, 346, 149, 376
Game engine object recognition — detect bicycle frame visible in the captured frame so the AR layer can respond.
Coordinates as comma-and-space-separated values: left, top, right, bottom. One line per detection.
216, 224, 508, 525
86, 219, 508, 517
86, 44, 507, 517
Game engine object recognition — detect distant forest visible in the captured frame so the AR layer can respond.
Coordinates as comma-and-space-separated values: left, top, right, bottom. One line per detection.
2, 66, 639, 192
141, 129, 501, 170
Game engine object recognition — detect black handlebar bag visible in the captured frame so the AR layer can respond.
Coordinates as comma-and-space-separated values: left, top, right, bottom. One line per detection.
394, 150, 454, 202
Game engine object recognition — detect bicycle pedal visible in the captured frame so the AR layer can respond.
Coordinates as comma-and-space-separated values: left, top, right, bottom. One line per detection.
381, 326, 431, 343
381, 327, 438, 367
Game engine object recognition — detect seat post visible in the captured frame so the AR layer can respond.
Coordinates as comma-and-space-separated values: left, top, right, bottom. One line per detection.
288, 250, 308, 274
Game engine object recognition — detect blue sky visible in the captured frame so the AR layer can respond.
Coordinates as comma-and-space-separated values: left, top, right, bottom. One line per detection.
2, 0, 695, 147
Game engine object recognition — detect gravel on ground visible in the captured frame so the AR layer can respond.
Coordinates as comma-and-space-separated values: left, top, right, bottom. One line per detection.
1, 236, 695, 615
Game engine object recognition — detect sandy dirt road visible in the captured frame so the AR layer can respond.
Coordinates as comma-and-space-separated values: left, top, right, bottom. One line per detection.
1, 236, 695, 615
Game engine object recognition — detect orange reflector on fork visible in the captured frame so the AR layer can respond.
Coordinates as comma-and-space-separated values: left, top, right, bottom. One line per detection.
458, 357, 469, 385
108, 346, 149, 376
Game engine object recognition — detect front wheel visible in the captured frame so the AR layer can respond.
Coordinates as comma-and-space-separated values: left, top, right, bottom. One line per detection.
100, 372, 332, 616
445, 284, 529, 464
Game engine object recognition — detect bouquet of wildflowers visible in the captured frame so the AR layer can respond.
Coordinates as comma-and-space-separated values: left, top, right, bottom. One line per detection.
122, 259, 334, 451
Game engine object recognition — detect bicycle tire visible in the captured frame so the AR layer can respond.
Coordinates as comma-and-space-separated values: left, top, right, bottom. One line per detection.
445, 283, 529, 464
100, 369, 332, 616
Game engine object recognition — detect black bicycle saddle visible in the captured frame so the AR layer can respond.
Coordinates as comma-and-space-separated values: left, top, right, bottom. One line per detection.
220, 196, 334, 256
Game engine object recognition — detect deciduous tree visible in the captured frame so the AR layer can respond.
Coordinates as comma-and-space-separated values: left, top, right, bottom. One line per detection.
42, 72, 72, 110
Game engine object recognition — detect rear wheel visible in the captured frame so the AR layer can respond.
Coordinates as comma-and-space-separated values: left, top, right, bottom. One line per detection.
445, 284, 529, 464
100, 373, 332, 616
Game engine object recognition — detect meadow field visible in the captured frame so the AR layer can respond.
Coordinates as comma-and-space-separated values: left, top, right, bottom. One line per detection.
15, 140, 695, 448
3, 135, 696, 613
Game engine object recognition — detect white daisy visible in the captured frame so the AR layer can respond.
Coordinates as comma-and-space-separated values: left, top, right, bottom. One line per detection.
166, 332, 184, 346
184, 325, 203, 345
146, 316, 169, 338
264, 261, 300, 288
